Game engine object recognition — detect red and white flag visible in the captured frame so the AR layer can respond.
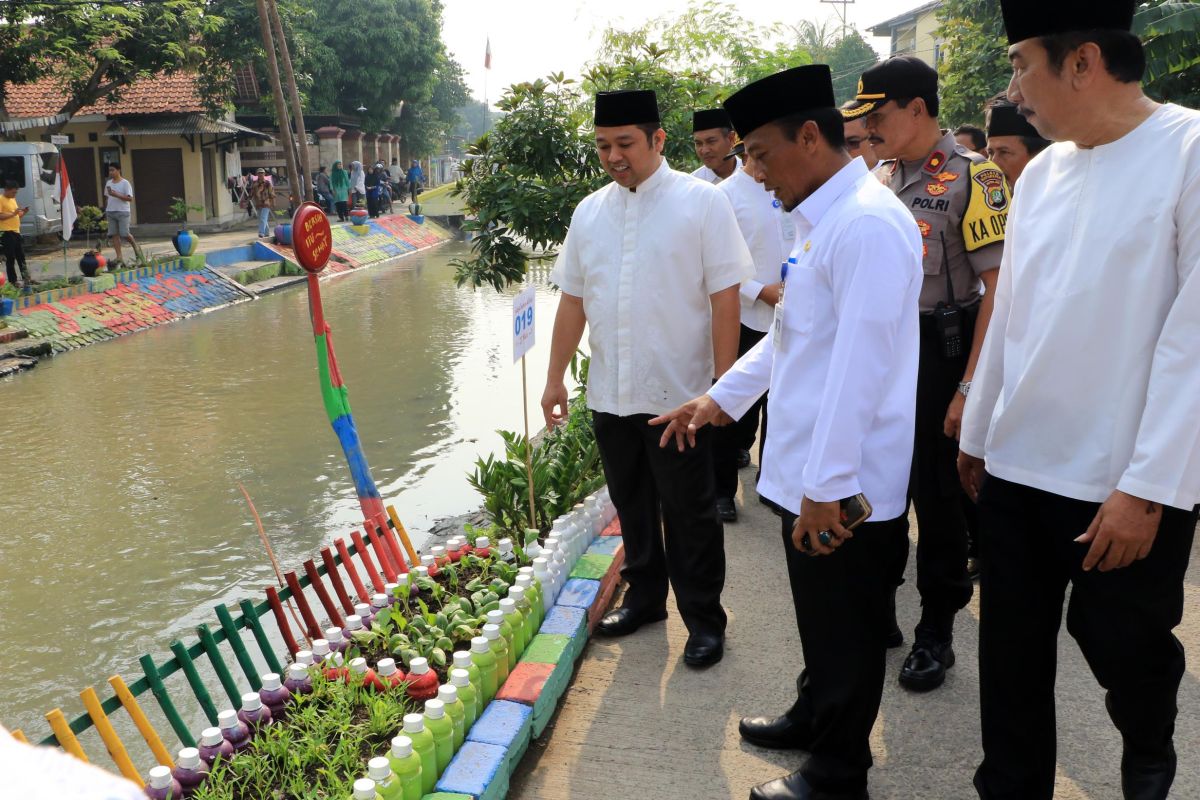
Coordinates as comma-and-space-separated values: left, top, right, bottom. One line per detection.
485, 37, 492, 70
57, 156, 76, 241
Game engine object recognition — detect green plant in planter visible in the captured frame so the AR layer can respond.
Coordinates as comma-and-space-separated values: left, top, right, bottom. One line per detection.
167, 196, 204, 223
76, 205, 105, 254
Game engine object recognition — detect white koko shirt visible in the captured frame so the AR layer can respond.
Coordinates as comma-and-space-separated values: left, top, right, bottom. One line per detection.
718, 165, 797, 332
551, 159, 753, 417
692, 157, 741, 184
709, 158, 922, 519
961, 104, 1200, 510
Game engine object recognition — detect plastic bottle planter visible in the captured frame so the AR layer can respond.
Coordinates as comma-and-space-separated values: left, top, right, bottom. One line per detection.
172, 229, 199, 257
350, 209, 370, 229
0, 297, 13, 317
273, 223, 293, 246
78, 251, 104, 277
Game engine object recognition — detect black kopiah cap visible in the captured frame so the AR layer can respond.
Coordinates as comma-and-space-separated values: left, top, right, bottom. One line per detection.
692, 108, 733, 133
1001, 0, 1136, 45
722, 65, 836, 141
986, 100, 1045, 140
842, 56, 937, 120
594, 90, 660, 127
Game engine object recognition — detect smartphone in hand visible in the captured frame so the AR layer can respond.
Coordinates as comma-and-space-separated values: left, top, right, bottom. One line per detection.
839, 493, 873, 531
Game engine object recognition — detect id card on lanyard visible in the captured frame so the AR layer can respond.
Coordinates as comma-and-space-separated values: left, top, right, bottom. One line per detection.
773, 256, 796, 349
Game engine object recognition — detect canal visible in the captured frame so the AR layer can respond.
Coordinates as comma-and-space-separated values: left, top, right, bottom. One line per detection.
0, 240, 564, 740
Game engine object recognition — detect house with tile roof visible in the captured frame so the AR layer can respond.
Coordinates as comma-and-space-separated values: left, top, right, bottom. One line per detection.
869, 1, 947, 68
2, 71, 271, 229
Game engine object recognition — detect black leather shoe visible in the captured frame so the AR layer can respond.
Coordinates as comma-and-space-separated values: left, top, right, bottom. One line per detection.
595, 605, 667, 637
898, 639, 955, 692
737, 449, 752, 469
683, 632, 723, 667
717, 497, 738, 522
738, 713, 812, 750
1121, 750, 1176, 800
749, 770, 868, 800
966, 556, 980, 581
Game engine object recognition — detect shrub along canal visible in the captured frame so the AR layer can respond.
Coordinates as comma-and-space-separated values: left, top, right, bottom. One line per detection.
0, 241, 564, 738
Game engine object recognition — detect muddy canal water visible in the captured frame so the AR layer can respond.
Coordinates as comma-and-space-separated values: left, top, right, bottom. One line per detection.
0, 241, 563, 739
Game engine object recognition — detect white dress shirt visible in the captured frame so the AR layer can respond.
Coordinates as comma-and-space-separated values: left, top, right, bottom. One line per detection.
709, 158, 922, 518
551, 159, 753, 417
692, 158, 741, 184
718, 165, 797, 332
961, 104, 1200, 510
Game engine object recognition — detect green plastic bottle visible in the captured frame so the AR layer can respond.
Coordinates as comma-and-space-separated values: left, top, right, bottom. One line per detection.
470, 635, 499, 702
401, 713, 438, 795
483, 624, 510, 686
367, 757, 402, 800
351, 777, 382, 800
516, 571, 544, 629
486, 609, 518, 671
497, 599, 526, 660
438, 684, 467, 749
507, 588, 536, 655
387, 736, 423, 800
451, 651, 481, 694
424, 698, 455, 774
450, 668, 479, 730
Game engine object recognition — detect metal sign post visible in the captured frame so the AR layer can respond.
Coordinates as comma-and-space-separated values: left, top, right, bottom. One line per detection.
513, 284, 537, 530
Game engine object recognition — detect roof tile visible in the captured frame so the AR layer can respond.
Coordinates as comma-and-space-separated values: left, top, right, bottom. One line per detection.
4, 72, 205, 119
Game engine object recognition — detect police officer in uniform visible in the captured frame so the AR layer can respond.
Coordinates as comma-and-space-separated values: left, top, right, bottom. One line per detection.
843, 56, 1010, 692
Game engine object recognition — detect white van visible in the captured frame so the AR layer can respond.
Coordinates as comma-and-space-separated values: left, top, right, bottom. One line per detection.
0, 142, 63, 241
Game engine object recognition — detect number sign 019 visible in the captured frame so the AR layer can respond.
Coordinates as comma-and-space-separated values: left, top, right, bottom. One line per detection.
513, 285, 536, 363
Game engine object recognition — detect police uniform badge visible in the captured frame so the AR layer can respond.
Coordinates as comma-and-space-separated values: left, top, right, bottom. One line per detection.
926, 183, 948, 197
917, 220, 932, 238
963, 161, 1012, 252
972, 166, 1008, 211
933, 171, 959, 183
922, 151, 946, 174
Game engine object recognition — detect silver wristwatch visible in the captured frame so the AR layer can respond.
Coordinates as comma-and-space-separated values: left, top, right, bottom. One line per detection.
957, 381, 972, 398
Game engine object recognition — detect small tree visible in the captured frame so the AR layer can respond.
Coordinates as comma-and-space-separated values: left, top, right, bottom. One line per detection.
76, 206, 105, 254
167, 197, 204, 225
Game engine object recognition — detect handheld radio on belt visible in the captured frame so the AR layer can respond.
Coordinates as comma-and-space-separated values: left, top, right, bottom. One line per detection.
933, 231, 965, 359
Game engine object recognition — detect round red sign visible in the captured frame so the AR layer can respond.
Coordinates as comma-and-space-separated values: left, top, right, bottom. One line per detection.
291, 202, 332, 274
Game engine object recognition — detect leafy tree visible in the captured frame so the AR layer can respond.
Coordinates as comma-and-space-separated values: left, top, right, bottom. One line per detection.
398, 54, 471, 158
936, 0, 1010, 125
1136, 0, 1200, 106
0, 0, 223, 129
784, 21, 879, 104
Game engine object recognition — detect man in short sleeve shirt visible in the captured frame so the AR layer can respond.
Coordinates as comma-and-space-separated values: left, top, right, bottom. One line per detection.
845, 56, 1010, 692
542, 90, 752, 667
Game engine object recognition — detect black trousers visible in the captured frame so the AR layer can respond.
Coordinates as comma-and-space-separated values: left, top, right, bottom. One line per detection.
593, 411, 727, 636
779, 510, 909, 793
889, 309, 978, 639
2, 231, 28, 284
974, 475, 1197, 800
714, 324, 769, 500
334, 201, 349, 222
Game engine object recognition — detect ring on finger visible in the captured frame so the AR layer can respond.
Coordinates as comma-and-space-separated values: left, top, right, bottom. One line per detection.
817, 530, 833, 547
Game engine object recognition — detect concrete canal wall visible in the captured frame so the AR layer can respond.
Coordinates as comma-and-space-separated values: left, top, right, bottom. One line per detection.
0, 215, 452, 357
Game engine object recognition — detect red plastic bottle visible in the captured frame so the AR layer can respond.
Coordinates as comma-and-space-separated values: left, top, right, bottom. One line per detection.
376, 657, 407, 690
348, 657, 387, 692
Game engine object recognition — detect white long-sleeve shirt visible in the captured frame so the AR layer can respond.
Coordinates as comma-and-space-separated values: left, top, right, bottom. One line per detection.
551, 159, 753, 417
709, 158, 922, 519
960, 104, 1200, 510
692, 158, 741, 185
718, 165, 797, 332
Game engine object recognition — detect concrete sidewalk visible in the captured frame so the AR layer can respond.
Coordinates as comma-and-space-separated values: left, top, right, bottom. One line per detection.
509, 471, 1200, 799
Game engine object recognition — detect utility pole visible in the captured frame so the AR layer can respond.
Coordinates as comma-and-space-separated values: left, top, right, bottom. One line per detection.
266, 0, 313, 202
820, 0, 855, 36
255, 0, 302, 209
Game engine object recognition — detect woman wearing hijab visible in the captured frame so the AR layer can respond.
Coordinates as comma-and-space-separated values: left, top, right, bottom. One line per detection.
349, 160, 366, 210
365, 162, 382, 218
330, 160, 351, 221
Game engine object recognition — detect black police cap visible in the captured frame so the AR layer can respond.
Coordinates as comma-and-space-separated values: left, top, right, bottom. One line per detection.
842, 56, 938, 120
594, 90, 660, 127
692, 108, 733, 133
1001, 0, 1136, 45
722, 65, 835, 142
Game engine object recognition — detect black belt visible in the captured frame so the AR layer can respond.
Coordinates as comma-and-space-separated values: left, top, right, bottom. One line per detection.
920, 300, 981, 319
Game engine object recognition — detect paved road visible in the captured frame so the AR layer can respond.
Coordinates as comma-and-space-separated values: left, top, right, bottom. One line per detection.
509, 470, 1200, 800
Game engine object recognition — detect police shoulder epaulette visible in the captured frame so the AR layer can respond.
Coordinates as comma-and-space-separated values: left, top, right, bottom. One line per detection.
922, 150, 947, 174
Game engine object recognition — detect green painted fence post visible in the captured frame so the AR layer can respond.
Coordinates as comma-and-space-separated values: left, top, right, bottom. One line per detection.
215, 604, 262, 691
197, 623, 243, 708
168, 640, 219, 727
239, 599, 284, 675
138, 654, 195, 747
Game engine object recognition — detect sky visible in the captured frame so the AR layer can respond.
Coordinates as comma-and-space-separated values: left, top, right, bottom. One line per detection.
441, 0, 926, 107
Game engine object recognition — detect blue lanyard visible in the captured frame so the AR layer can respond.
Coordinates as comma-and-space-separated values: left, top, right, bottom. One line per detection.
781, 256, 797, 284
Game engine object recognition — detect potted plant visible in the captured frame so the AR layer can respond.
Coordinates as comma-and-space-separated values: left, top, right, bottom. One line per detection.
76, 205, 107, 277
168, 196, 204, 256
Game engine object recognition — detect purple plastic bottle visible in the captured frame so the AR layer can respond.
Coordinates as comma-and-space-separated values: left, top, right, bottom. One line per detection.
217, 709, 252, 752
293, 649, 314, 667
171, 747, 208, 797
325, 626, 349, 656
145, 765, 182, 800
371, 592, 390, 615
284, 662, 314, 696
259, 672, 292, 720
311, 639, 333, 665
237, 692, 272, 732
355, 602, 375, 629
197, 726, 234, 767
342, 614, 366, 641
